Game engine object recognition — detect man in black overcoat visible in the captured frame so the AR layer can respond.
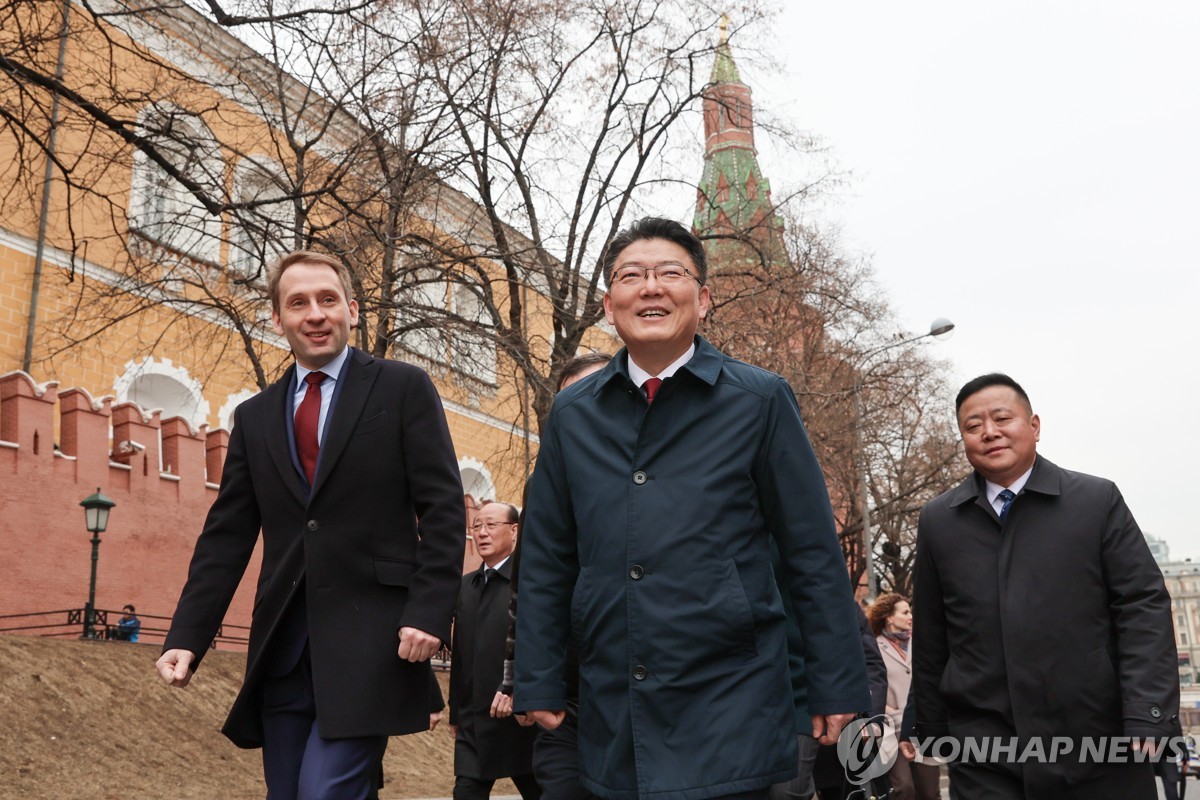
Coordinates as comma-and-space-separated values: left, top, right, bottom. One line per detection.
913, 373, 1179, 800
156, 251, 465, 799
450, 500, 540, 799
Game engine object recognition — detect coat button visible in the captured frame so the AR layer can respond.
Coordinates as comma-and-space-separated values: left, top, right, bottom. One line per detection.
633, 471, 647, 485
633, 665, 647, 680
306, 520, 318, 531
1150, 706, 1162, 719
629, 565, 644, 580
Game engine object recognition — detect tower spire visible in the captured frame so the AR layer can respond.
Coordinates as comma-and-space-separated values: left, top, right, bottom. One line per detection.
693, 19, 785, 268
710, 15, 741, 85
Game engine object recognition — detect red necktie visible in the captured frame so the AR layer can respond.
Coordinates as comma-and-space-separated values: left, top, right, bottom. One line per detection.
643, 377, 662, 404
295, 371, 326, 485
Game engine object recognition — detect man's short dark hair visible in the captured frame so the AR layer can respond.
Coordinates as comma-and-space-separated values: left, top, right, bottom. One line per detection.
602, 217, 708, 285
123, 604, 135, 613
479, 500, 519, 524
955, 373, 1032, 415
557, 352, 612, 391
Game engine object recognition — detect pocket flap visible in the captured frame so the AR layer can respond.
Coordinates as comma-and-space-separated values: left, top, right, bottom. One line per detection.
354, 410, 388, 436
374, 558, 415, 586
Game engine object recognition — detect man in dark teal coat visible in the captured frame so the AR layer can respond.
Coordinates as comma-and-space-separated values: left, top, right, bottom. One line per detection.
515, 218, 870, 800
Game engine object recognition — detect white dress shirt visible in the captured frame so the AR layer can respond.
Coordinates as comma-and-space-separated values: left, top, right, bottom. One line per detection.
627, 344, 696, 395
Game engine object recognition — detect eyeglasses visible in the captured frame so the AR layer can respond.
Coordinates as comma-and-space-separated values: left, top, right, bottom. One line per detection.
610, 263, 701, 287
469, 521, 515, 532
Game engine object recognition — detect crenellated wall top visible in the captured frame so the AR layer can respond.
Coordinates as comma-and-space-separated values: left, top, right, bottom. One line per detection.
0, 371, 229, 489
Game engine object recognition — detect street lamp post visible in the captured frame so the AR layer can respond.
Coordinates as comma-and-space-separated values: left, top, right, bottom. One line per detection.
855, 318, 954, 602
80, 488, 116, 639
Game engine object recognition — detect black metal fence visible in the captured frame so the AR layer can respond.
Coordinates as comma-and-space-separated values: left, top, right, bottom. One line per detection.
0, 609, 458, 671
0, 607, 250, 649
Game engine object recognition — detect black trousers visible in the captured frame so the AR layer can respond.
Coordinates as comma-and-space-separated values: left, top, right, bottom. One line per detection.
453, 773, 541, 800
533, 705, 595, 800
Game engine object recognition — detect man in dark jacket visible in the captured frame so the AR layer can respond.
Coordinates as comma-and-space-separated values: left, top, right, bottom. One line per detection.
913, 373, 1179, 800
515, 218, 869, 800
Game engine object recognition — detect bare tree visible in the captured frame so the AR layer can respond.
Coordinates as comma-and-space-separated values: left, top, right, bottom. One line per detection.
703, 216, 963, 597
3, 0, 783, 437
4, 0, 960, 578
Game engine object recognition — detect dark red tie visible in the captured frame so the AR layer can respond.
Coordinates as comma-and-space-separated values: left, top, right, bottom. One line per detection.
295, 371, 326, 485
643, 377, 662, 404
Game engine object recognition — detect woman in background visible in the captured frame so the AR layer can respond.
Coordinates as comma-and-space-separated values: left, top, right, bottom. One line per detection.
868, 593, 939, 800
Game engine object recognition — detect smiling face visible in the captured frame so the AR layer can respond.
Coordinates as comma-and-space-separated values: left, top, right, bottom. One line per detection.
602, 237, 710, 375
271, 260, 360, 370
957, 385, 1041, 487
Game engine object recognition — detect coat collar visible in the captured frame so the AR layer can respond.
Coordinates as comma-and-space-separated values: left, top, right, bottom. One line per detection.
592, 335, 723, 396
877, 634, 910, 666
472, 555, 514, 586
947, 454, 1063, 511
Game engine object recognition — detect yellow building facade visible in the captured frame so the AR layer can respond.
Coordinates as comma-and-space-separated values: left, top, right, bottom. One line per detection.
0, 1, 607, 505
0, 0, 616, 629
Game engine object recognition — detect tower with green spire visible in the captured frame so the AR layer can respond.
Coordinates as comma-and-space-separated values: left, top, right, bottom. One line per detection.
693, 18, 786, 270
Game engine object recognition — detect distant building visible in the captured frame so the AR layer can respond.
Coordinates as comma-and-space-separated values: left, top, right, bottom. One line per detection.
690, 25, 868, 588
1146, 533, 1200, 727
1146, 532, 1173, 565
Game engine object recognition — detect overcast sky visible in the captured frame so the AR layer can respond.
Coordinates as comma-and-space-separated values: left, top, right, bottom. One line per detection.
737, 2, 1199, 559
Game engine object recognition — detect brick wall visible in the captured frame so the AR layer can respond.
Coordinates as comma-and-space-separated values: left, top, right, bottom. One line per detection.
0, 369, 496, 650
0, 370, 255, 646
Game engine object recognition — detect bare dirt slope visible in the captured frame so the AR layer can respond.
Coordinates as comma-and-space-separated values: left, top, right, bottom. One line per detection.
0, 634, 516, 799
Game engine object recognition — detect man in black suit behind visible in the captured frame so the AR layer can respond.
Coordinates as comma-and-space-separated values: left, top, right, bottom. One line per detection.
156, 250, 466, 799
450, 500, 540, 799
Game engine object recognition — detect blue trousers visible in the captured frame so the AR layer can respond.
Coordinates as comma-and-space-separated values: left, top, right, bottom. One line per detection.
260, 650, 387, 800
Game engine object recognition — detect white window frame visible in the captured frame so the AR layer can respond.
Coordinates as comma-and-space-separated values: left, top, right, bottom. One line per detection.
128, 104, 223, 266
451, 282, 497, 386
393, 266, 449, 365
229, 157, 295, 282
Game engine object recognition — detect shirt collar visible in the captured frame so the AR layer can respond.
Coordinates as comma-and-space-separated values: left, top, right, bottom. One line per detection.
627, 343, 695, 387
985, 465, 1034, 506
295, 346, 350, 390
484, 555, 511, 572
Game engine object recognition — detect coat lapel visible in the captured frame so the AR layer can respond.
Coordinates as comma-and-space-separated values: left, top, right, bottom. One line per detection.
947, 471, 999, 522
309, 348, 380, 498
879, 638, 909, 669
262, 365, 309, 507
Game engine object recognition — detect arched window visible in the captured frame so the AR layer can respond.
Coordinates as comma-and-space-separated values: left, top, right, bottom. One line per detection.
230, 158, 295, 282
129, 105, 223, 265
459, 459, 496, 503
218, 388, 260, 431
114, 358, 210, 429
